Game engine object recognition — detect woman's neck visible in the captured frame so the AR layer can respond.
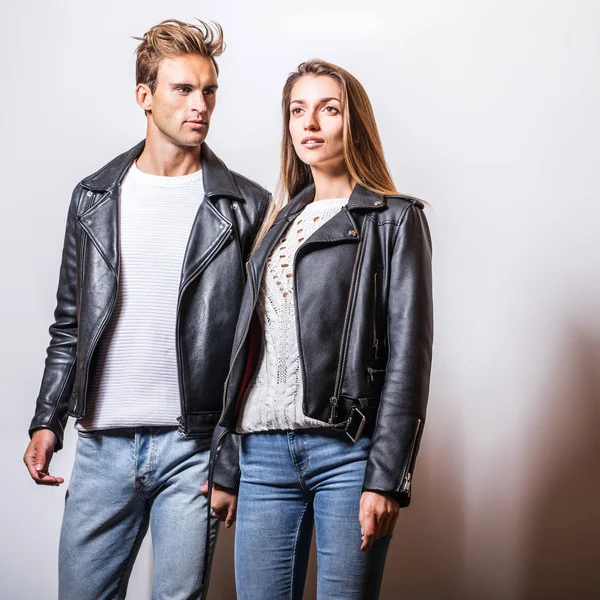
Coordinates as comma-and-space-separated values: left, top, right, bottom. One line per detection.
310, 163, 354, 201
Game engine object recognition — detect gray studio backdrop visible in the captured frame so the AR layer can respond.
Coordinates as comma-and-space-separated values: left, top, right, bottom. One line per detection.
2, 1, 599, 599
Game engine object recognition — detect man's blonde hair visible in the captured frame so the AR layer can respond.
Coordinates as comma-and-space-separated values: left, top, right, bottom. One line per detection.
134, 19, 225, 92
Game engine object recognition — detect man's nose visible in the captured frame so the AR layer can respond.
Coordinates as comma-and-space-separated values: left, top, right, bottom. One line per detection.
191, 91, 208, 115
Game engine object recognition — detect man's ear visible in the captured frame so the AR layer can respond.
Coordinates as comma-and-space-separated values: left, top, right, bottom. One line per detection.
136, 83, 152, 113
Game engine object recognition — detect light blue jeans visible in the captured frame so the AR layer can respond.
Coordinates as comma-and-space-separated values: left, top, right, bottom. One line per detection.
235, 429, 391, 600
59, 427, 218, 600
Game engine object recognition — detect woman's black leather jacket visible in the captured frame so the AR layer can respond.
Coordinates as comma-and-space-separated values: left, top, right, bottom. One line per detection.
212, 183, 433, 507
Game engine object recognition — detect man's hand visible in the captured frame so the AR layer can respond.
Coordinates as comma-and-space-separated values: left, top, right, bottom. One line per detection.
201, 480, 237, 528
23, 429, 64, 486
359, 490, 400, 551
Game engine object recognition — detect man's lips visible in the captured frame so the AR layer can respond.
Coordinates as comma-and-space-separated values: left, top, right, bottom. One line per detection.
186, 120, 208, 128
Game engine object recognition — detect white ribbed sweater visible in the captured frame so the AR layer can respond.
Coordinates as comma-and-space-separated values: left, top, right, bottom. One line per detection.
237, 197, 349, 433
77, 163, 204, 431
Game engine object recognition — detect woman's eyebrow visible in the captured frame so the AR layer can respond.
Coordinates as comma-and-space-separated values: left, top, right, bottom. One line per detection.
290, 97, 341, 104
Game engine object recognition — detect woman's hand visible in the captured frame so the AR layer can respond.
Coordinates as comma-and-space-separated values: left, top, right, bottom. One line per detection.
359, 491, 400, 551
201, 480, 238, 528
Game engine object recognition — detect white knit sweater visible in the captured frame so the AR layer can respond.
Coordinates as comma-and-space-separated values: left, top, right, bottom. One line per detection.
236, 197, 349, 433
77, 162, 204, 431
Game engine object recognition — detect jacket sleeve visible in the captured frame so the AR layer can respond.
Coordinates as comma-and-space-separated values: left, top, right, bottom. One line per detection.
210, 425, 241, 491
28, 187, 81, 450
210, 189, 273, 491
362, 203, 433, 506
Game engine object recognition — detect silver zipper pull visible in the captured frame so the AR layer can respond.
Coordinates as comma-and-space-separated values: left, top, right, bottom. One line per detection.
401, 472, 412, 494
329, 397, 338, 423
372, 338, 379, 360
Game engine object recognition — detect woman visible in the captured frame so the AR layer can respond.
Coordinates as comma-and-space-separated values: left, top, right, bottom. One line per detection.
210, 59, 433, 599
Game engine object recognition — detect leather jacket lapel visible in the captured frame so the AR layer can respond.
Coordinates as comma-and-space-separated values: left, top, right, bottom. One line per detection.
77, 189, 119, 274
180, 198, 233, 288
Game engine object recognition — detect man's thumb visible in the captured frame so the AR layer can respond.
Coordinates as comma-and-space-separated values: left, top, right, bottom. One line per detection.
34, 447, 49, 472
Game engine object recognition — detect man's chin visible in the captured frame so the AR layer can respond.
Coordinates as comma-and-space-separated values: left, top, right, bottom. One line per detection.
179, 134, 208, 147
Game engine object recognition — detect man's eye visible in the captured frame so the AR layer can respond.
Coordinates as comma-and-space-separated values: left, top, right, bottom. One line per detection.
177, 87, 191, 93
204, 89, 215, 96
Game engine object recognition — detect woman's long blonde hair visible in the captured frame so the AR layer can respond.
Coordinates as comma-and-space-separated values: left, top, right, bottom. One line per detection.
254, 59, 399, 251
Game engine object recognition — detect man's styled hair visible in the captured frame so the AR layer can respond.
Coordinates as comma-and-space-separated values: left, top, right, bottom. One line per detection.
134, 19, 225, 92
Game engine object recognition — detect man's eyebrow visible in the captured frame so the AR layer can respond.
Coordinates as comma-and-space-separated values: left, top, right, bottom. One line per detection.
169, 82, 219, 89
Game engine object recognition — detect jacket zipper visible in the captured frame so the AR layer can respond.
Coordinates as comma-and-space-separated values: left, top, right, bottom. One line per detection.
176, 221, 233, 433
401, 418, 423, 494
76, 268, 119, 414
372, 271, 380, 360
367, 366, 386, 381
221, 260, 257, 423
73, 191, 109, 414
327, 222, 365, 423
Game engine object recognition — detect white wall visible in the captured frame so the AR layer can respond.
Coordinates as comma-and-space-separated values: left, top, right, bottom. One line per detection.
2, 1, 599, 598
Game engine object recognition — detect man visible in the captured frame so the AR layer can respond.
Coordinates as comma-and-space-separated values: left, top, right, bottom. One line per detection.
23, 19, 267, 599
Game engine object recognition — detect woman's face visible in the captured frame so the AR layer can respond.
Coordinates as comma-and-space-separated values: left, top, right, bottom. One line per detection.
288, 75, 345, 170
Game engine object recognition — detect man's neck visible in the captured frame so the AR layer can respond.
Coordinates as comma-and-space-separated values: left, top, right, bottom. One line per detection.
136, 132, 202, 177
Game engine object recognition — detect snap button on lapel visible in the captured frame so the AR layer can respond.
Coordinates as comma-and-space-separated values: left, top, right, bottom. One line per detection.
374, 200, 383, 206
86, 191, 93, 197
349, 229, 357, 237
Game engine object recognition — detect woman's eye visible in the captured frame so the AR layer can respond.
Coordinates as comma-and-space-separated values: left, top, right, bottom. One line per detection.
325, 106, 339, 114
291, 108, 302, 115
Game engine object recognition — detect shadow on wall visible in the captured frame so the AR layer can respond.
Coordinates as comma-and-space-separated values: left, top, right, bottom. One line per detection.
520, 325, 600, 600
380, 401, 468, 600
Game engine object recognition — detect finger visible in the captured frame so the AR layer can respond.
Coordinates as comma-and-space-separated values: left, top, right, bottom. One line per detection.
24, 451, 41, 480
33, 471, 64, 486
200, 480, 209, 495
377, 512, 393, 539
386, 512, 399, 537
34, 448, 49, 473
360, 515, 377, 552
225, 507, 235, 528
212, 507, 228, 522
24, 448, 59, 483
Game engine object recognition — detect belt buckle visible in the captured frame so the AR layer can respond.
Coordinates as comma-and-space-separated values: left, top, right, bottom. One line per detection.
345, 407, 366, 443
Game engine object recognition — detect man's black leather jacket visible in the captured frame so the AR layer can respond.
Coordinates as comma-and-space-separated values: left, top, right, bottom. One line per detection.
211, 183, 433, 506
29, 141, 270, 450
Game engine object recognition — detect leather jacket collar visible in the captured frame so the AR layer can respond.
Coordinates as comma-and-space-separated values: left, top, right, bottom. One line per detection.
273, 182, 389, 225
80, 140, 244, 200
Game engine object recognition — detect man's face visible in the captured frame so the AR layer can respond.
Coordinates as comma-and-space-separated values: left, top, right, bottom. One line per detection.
139, 54, 218, 147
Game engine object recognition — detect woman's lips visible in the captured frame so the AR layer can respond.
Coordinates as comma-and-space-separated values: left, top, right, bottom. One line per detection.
302, 136, 324, 148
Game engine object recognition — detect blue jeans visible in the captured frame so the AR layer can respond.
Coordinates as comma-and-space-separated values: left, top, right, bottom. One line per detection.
59, 427, 218, 600
235, 429, 391, 600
